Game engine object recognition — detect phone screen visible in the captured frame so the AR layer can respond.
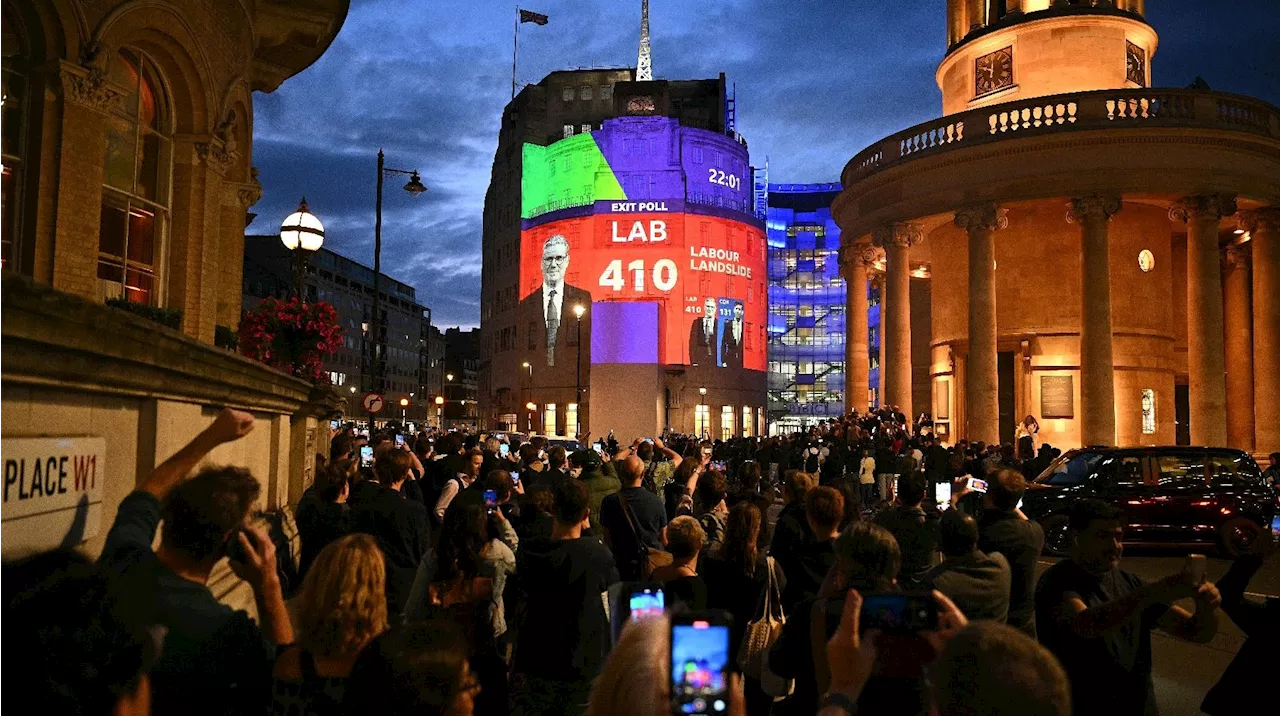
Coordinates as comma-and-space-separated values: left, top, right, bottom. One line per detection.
671, 617, 730, 715
710, 460, 726, 472
858, 592, 938, 634
629, 586, 665, 621
483, 489, 498, 507
359, 446, 374, 468
395, 434, 405, 448
966, 477, 989, 493
592, 441, 605, 456
330, 420, 340, 430
499, 443, 510, 458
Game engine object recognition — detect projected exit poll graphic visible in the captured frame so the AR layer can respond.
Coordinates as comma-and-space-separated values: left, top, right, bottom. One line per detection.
519, 116, 765, 373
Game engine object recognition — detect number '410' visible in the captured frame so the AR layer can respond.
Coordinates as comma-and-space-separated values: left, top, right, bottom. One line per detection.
599, 259, 678, 292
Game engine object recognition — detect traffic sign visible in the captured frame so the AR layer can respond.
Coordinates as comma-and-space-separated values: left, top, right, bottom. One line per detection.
362, 392, 385, 414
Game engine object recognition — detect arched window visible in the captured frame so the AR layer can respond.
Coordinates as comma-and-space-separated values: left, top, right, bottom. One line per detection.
1, 6, 28, 271
98, 48, 171, 305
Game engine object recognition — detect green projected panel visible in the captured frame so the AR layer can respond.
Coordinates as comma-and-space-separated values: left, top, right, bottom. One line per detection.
521, 133, 626, 219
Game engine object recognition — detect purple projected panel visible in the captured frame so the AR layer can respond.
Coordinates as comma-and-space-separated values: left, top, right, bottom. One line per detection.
591, 301, 659, 364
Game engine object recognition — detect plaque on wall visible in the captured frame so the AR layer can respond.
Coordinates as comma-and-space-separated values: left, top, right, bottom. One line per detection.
934, 378, 950, 421
1040, 375, 1074, 419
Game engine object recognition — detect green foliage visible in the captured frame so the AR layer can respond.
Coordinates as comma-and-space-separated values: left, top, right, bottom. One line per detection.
105, 298, 183, 330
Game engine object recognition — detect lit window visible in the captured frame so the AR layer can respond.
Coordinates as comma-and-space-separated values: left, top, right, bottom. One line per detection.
721, 405, 735, 440
2, 9, 28, 272
563, 124, 574, 138
565, 403, 579, 439
98, 48, 171, 306
544, 403, 557, 435
579, 85, 592, 100
1141, 389, 1156, 434
694, 404, 710, 438
581, 124, 591, 134
742, 406, 753, 438
562, 87, 574, 102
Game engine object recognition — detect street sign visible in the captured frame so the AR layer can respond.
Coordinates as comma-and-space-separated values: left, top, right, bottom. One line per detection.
363, 392, 386, 414
2, 436, 106, 556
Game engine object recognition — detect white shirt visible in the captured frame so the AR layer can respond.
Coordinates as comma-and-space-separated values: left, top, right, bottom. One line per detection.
703, 315, 713, 338
542, 281, 563, 326
732, 319, 742, 343
434, 473, 475, 520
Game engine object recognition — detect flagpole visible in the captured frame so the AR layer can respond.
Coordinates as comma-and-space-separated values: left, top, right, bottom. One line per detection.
506, 4, 512, 99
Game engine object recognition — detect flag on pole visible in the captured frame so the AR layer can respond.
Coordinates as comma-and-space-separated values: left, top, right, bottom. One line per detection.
519, 9, 549, 25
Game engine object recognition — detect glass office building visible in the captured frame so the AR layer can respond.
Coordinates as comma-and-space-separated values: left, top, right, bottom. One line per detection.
765, 183, 879, 434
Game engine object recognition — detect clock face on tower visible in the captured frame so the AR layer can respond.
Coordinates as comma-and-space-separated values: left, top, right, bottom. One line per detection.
974, 46, 1014, 98
1126, 40, 1147, 87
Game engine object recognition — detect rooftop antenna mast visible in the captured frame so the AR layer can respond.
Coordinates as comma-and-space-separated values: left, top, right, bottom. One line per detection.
637, 0, 652, 80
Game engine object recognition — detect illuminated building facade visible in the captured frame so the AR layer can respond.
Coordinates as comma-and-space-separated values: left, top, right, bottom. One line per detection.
836, 0, 1280, 452
766, 183, 882, 433
480, 69, 768, 441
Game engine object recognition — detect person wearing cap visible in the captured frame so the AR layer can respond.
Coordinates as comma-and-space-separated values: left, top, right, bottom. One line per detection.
571, 448, 620, 538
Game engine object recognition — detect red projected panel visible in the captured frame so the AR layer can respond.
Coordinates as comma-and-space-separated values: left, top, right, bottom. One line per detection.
520, 211, 766, 371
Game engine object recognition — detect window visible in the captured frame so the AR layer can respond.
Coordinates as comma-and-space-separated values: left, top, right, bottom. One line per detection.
742, 406, 753, 438
544, 404, 557, 435
563, 124, 574, 138
694, 404, 710, 438
1036, 451, 1102, 486
758, 407, 765, 437
565, 403, 578, 439
721, 405, 735, 440
599, 85, 612, 101
562, 87, 574, 102
99, 49, 171, 305
579, 85, 592, 101
581, 124, 591, 134
2, 9, 28, 271
1141, 389, 1156, 434
1154, 455, 1208, 492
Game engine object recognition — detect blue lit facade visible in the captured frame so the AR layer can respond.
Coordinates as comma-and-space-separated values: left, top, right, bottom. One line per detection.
765, 183, 880, 434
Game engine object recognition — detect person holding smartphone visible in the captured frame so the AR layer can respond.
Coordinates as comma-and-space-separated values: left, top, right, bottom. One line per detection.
1034, 499, 1220, 716
97, 408, 291, 716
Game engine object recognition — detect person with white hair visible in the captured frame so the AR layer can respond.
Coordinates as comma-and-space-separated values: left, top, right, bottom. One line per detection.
520, 234, 592, 370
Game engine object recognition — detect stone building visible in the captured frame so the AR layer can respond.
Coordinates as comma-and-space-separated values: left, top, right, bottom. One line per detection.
1, 0, 349, 609
836, 0, 1279, 453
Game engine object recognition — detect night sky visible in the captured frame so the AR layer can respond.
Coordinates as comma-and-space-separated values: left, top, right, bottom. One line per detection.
251, 0, 1280, 329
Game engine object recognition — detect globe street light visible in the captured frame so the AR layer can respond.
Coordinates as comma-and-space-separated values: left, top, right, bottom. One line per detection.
280, 197, 324, 298
525, 401, 537, 433
435, 394, 445, 429
573, 304, 585, 438
400, 397, 409, 422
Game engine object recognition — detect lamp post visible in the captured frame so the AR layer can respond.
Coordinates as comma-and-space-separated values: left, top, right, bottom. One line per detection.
699, 386, 708, 438
279, 198, 324, 298
525, 401, 536, 433
573, 304, 585, 438
435, 395, 445, 429
400, 397, 409, 423
368, 150, 426, 427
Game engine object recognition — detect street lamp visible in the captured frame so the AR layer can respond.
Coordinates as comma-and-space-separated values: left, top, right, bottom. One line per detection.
368, 150, 426, 425
435, 395, 445, 428
525, 401, 536, 433
280, 198, 324, 298
573, 304, 585, 437
400, 397, 409, 422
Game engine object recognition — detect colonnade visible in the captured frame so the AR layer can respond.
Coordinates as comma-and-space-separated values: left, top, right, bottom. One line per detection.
840, 198, 1280, 453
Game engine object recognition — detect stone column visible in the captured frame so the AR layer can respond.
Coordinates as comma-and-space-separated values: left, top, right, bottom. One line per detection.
877, 274, 887, 405
842, 242, 873, 413
1240, 208, 1280, 454
1068, 195, 1122, 447
873, 223, 922, 418
1222, 245, 1254, 451
1170, 195, 1236, 446
954, 204, 1005, 445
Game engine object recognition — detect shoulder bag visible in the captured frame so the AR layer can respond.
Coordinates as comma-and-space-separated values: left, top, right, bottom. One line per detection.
738, 557, 793, 698
618, 490, 672, 579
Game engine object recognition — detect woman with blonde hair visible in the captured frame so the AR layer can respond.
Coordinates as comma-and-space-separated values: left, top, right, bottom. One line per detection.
587, 615, 744, 716
272, 533, 388, 715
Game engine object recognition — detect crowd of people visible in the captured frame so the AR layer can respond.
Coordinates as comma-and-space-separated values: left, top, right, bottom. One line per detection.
5, 406, 1276, 716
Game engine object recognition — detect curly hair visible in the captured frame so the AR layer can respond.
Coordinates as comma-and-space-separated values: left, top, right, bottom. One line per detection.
295, 534, 388, 659
161, 466, 260, 562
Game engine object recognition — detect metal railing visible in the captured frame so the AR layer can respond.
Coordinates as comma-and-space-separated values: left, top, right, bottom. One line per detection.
844, 88, 1280, 184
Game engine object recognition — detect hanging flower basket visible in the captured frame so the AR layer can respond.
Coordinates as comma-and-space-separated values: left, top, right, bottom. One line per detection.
239, 297, 343, 383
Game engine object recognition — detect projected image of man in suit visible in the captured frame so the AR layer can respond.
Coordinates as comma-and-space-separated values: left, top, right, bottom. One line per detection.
522, 234, 591, 370
689, 296, 718, 366
720, 300, 745, 370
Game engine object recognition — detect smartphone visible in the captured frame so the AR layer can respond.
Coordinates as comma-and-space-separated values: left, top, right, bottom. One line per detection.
1185, 554, 1207, 584
592, 441, 605, 456
643, 438, 654, 445
965, 477, 989, 493
857, 592, 939, 634
510, 470, 520, 484
330, 419, 340, 430
359, 445, 374, 468
499, 443, 510, 458
224, 527, 252, 564
483, 489, 498, 507
395, 434, 406, 448
670, 612, 732, 715
630, 584, 665, 621
710, 460, 726, 472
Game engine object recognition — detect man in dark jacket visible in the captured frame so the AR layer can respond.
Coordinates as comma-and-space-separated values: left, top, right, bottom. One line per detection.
874, 472, 939, 589
780, 486, 842, 611
516, 479, 619, 716
926, 510, 1010, 623
974, 468, 1045, 636
350, 450, 430, 616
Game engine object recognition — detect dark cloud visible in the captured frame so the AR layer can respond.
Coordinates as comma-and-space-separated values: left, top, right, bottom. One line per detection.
253, 0, 1280, 328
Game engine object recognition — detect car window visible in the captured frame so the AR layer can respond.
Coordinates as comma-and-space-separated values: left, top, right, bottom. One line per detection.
1154, 454, 1208, 493
1109, 456, 1146, 489
1037, 452, 1101, 486
1207, 453, 1262, 487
